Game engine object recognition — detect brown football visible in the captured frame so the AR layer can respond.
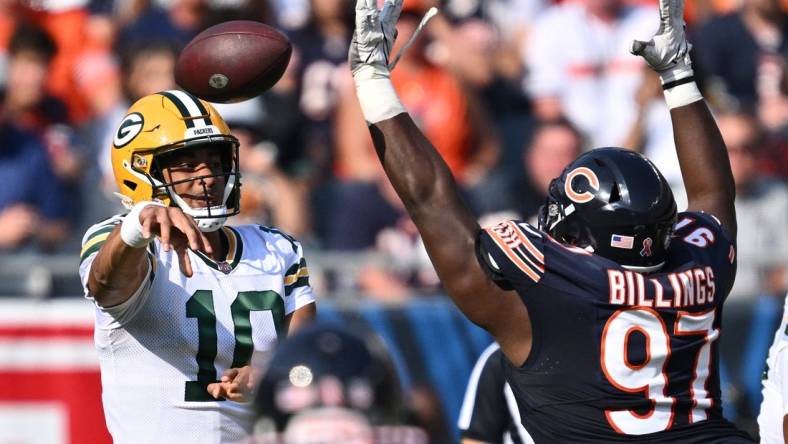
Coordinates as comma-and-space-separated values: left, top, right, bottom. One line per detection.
175, 21, 292, 103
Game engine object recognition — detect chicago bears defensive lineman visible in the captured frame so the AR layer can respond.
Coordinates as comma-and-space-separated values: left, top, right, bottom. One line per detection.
78, 90, 316, 443
350, 0, 752, 441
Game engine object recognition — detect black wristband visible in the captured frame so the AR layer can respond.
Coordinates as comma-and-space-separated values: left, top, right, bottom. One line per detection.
662, 76, 695, 91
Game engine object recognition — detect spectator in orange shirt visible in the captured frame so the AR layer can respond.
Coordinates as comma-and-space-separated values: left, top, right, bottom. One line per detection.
19, 1, 94, 123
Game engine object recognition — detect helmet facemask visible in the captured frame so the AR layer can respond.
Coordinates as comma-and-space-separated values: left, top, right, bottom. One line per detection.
538, 179, 587, 249
148, 139, 241, 232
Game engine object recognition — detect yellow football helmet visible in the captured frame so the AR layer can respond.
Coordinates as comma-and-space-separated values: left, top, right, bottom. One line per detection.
111, 90, 241, 232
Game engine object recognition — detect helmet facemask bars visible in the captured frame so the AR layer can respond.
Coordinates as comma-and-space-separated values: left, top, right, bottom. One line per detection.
147, 140, 242, 232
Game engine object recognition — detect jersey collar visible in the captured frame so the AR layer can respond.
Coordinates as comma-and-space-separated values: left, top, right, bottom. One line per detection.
192, 226, 243, 273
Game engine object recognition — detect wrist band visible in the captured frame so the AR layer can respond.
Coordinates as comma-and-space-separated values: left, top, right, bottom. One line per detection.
121, 201, 166, 248
353, 66, 406, 125
662, 76, 696, 91
662, 80, 703, 110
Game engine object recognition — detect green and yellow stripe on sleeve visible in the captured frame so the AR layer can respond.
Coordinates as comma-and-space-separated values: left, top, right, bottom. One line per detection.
79, 224, 117, 264
284, 258, 309, 296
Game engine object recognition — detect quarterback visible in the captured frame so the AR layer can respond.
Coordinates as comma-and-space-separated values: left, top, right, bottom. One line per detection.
78, 90, 316, 443
351, 0, 752, 441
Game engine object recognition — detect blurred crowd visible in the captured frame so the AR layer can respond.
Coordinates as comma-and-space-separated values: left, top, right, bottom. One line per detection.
0, 0, 785, 302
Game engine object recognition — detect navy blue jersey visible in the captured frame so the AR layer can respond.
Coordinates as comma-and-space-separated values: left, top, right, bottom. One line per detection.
476, 212, 753, 443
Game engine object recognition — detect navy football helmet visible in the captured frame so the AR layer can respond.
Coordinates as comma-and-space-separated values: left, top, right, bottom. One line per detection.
254, 323, 419, 443
538, 148, 677, 271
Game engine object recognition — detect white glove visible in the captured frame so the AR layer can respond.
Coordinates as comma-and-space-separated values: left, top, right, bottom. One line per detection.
630, 0, 701, 108
349, 0, 403, 79
350, 0, 407, 124
630, 0, 692, 82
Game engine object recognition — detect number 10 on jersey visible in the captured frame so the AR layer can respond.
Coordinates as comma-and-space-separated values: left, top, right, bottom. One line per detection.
601, 307, 718, 434
185, 290, 284, 401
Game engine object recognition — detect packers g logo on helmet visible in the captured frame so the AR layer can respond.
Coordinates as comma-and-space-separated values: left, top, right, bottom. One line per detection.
110, 90, 241, 232
113, 112, 144, 148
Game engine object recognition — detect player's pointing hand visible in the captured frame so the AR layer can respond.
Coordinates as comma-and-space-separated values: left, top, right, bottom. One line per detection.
138, 204, 212, 277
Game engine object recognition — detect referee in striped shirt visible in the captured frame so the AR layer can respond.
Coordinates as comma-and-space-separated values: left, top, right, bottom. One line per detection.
458, 343, 534, 444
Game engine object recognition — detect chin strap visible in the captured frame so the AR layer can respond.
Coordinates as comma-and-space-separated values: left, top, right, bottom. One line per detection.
171, 193, 229, 233
622, 262, 665, 274
193, 213, 228, 232
168, 172, 238, 233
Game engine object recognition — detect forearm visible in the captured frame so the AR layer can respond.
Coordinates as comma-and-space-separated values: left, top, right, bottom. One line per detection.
630, 3, 736, 236
88, 228, 149, 307
369, 116, 503, 326
370, 115, 454, 213
670, 101, 736, 233
349, 1, 531, 348
371, 115, 479, 250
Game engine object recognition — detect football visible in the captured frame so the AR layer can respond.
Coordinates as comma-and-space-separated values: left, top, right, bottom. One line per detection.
175, 20, 292, 103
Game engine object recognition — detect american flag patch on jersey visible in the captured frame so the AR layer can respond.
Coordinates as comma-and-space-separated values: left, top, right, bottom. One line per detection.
485, 222, 544, 283
610, 234, 634, 249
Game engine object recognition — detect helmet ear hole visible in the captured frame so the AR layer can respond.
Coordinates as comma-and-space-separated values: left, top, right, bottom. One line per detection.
124, 180, 138, 191
609, 183, 621, 203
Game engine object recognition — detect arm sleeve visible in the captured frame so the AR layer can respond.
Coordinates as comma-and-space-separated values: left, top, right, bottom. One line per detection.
476, 221, 546, 291
78, 217, 154, 328
281, 237, 316, 315
458, 344, 509, 443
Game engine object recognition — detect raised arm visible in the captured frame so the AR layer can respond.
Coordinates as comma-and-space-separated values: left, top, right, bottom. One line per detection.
349, 0, 531, 365
631, 0, 736, 238
670, 103, 736, 237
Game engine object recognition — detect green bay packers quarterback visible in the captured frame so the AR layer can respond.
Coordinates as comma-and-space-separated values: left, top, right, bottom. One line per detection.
78, 90, 316, 443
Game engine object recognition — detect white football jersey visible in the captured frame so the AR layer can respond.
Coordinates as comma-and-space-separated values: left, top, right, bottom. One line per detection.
759, 294, 788, 444
79, 215, 315, 444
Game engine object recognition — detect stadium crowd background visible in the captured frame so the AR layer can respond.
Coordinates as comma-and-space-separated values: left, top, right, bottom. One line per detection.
0, 0, 785, 440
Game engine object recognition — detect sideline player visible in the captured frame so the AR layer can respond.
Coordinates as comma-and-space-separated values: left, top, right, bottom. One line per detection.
350, 0, 753, 441
758, 293, 788, 444
253, 322, 428, 443
78, 90, 316, 443
458, 342, 534, 444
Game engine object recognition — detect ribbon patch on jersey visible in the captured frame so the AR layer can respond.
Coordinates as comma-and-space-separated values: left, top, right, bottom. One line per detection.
610, 234, 634, 250
640, 237, 653, 257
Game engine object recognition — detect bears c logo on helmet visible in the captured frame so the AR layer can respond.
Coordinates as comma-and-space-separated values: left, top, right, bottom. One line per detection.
114, 112, 144, 148
564, 167, 600, 204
